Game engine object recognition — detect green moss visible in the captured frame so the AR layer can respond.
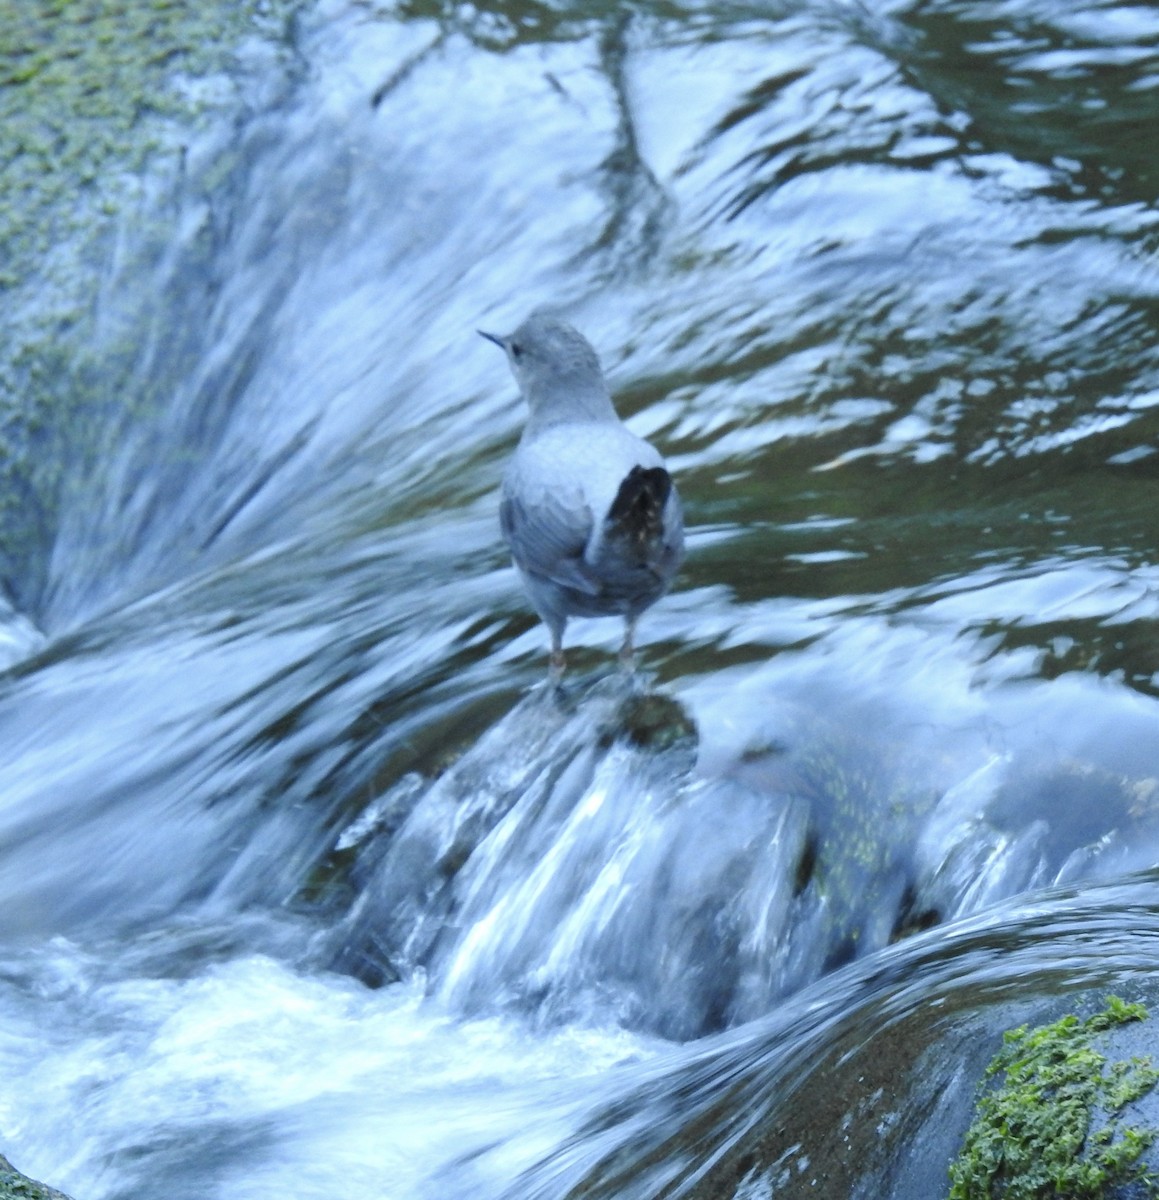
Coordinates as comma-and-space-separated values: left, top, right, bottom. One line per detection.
949, 996, 1159, 1199
789, 735, 936, 961
0, 0, 304, 282
0, 0, 309, 607
0, 1151, 71, 1199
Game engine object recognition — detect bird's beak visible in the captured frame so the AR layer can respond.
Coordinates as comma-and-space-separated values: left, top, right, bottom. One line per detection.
477, 329, 506, 350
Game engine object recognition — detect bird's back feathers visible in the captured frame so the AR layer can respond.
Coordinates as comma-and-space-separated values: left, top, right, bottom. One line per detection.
501, 421, 682, 626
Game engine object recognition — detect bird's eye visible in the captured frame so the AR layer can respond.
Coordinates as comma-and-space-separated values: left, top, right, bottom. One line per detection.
510, 342, 524, 361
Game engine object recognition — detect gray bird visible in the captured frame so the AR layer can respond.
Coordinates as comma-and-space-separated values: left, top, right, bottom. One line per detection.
480, 311, 684, 674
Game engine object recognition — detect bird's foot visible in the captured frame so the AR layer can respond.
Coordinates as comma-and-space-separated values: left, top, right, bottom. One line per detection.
548, 649, 567, 682
618, 617, 639, 675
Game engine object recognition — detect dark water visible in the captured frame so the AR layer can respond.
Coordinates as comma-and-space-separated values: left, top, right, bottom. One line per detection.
2, 0, 1159, 1196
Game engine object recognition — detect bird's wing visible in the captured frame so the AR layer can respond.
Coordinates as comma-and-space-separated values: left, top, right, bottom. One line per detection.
500, 485, 601, 596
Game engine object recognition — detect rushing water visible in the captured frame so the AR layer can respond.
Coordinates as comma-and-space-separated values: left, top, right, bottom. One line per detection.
2, 0, 1159, 1196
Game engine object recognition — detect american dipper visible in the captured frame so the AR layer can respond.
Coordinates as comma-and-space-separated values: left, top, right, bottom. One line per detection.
480, 311, 684, 674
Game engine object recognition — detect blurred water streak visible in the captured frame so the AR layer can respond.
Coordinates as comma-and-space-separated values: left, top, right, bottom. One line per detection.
2, 0, 1159, 1195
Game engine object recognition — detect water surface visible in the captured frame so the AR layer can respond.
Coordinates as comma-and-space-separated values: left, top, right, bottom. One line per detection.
2, 0, 1159, 1195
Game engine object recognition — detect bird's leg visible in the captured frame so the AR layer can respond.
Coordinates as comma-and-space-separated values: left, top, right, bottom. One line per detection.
618, 618, 637, 672
549, 628, 567, 680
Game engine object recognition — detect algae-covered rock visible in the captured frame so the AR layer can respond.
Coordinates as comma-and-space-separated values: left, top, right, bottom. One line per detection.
0, 0, 305, 286
949, 996, 1159, 1199
0, 0, 308, 611
0, 1154, 72, 1200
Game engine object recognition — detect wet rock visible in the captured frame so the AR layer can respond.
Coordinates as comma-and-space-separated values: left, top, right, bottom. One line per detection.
603, 688, 699, 755
914, 756, 1159, 926
0, 1154, 72, 1200
327, 670, 960, 1038
949, 997, 1159, 1200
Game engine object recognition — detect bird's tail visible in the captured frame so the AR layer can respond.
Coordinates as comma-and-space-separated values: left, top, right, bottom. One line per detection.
607, 466, 672, 553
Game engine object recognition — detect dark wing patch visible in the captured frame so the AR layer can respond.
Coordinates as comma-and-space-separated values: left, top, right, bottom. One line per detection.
606, 466, 672, 549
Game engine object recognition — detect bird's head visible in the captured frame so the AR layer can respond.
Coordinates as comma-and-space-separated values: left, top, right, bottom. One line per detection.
479, 311, 607, 415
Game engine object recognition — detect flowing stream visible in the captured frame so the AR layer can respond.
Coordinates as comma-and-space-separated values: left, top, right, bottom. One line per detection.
3, 0, 1159, 1196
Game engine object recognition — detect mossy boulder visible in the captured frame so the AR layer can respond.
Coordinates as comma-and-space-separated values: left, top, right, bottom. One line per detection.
0, 0, 308, 609
950, 996, 1159, 1199
0, 1154, 72, 1200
